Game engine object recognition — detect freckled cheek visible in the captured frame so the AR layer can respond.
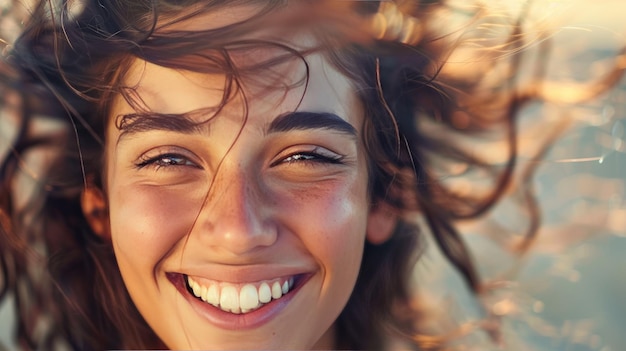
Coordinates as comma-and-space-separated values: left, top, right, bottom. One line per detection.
108, 184, 206, 266
276, 181, 368, 274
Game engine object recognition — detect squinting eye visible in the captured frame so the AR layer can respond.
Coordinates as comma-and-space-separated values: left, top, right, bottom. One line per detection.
283, 153, 320, 163
136, 153, 200, 170
273, 150, 344, 167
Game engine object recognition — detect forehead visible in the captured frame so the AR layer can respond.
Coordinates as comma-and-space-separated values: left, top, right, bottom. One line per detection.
107, 2, 363, 135
111, 53, 360, 138
120, 52, 354, 111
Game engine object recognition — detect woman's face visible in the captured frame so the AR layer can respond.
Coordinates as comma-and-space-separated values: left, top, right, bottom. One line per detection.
95, 40, 391, 349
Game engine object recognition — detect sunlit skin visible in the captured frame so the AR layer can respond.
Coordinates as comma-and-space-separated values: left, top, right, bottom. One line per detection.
89, 39, 394, 349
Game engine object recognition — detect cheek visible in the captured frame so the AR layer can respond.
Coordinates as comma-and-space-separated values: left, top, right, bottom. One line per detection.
279, 179, 369, 330
324, 197, 367, 271
276, 178, 369, 274
108, 183, 206, 268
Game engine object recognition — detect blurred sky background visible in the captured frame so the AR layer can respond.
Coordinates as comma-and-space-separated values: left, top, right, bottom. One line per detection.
1, 1, 625, 350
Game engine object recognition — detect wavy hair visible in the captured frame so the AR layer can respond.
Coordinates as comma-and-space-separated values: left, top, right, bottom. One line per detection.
1, 0, 622, 349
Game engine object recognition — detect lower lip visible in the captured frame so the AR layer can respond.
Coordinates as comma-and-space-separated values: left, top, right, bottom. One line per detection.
167, 272, 309, 330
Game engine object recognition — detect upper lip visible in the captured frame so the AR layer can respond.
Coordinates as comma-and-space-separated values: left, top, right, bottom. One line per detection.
166, 264, 313, 284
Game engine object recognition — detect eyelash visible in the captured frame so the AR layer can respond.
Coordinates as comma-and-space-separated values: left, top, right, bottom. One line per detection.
136, 153, 200, 170
272, 150, 344, 167
135, 148, 344, 170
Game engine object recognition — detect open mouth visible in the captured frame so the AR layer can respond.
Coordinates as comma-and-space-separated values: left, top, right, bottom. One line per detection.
183, 274, 304, 314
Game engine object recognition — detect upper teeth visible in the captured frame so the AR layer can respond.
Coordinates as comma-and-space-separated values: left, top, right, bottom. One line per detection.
187, 276, 295, 314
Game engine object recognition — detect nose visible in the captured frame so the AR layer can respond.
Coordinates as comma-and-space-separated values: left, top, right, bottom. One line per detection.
195, 163, 277, 255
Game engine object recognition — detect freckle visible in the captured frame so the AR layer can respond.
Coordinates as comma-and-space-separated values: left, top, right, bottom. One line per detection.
291, 184, 329, 202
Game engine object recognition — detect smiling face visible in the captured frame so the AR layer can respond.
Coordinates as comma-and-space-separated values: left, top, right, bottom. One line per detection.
86, 39, 395, 349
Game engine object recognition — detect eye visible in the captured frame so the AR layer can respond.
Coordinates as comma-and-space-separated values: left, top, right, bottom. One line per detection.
272, 147, 344, 167
136, 153, 201, 170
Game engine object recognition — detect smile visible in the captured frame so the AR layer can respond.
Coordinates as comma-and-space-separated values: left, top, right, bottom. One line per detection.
185, 275, 295, 314
167, 271, 311, 330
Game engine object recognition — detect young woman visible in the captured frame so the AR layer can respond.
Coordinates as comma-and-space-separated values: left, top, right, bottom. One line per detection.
1, 0, 621, 349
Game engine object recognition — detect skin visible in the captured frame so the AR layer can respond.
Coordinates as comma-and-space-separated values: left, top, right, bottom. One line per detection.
83, 41, 395, 349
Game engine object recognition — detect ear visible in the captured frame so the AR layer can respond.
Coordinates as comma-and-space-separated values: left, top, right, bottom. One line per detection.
366, 201, 397, 245
81, 186, 110, 240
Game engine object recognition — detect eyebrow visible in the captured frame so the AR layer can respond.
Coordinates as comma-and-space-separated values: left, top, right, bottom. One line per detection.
117, 111, 357, 142
267, 111, 357, 137
117, 112, 209, 141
